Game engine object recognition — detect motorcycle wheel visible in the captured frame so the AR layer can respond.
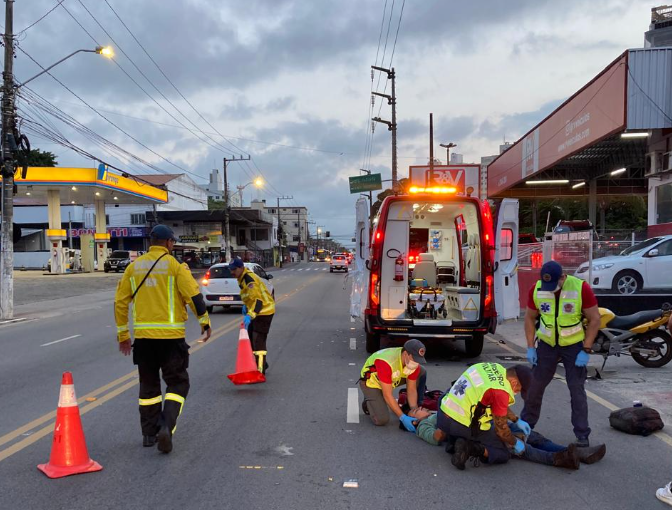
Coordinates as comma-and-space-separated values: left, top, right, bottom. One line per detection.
631, 330, 672, 368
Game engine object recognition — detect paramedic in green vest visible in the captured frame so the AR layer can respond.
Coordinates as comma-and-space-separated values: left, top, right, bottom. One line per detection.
359, 339, 427, 432
437, 362, 527, 470
521, 261, 601, 448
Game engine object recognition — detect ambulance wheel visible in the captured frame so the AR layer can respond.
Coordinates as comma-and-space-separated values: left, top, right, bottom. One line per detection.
206, 306, 213, 314
464, 333, 484, 358
366, 331, 381, 353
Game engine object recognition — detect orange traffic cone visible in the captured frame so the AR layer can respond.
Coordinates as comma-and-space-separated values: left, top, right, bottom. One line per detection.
37, 372, 103, 478
227, 324, 266, 385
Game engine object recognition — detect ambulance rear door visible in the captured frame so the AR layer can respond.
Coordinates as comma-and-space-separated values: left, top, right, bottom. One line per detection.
350, 197, 370, 318
494, 199, 519, 323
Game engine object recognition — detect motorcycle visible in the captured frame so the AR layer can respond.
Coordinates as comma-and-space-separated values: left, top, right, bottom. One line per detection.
590, 306, 672, 368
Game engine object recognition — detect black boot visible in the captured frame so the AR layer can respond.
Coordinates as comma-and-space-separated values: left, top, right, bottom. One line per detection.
553, 443, 580, 470
451, 439, 485, 470
157, 424, 173, 454
143, 435, 157, 447
577, 443, 606, 464
362, 400, 370, 415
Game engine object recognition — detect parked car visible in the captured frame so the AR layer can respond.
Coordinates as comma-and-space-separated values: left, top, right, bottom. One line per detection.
575, 235, 672, 294
330, 254, 349, 273
200, 262, 274, 312
518, 233, 539, 244
104, 250, 137, 273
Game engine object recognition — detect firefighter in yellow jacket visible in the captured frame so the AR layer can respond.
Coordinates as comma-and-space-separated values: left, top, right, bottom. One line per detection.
229, 258, 275, 374
115, 225, 211, 454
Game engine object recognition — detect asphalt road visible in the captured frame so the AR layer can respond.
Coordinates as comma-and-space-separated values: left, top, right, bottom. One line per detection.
1, 262, 672, 510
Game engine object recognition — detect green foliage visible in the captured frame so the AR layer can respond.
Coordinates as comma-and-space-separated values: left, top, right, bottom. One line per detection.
371, 178, 409, 219
26, 149, 57, 167
207, 197, 225, 210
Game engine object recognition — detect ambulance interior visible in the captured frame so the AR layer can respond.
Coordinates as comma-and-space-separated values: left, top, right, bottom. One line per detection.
380, 200, 482, 325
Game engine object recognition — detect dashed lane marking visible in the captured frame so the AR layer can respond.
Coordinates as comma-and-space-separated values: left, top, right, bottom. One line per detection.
40, 334, 82, 347
346, 388, 360, 424
350, 338, 356, 350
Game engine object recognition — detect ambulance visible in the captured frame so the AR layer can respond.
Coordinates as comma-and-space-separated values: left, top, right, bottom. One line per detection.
359, 166, 520, 357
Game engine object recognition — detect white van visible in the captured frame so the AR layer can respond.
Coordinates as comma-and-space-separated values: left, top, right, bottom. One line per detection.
362, 187, 519, 357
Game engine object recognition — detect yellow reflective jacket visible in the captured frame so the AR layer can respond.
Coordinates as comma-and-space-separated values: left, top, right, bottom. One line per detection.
238, 267, 275, 319
114, 246, 210, 341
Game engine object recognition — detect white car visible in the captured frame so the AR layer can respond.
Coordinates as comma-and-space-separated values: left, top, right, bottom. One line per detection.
575, 235, 672, 294
200, 262, 275, 312
330, 254, 348, 273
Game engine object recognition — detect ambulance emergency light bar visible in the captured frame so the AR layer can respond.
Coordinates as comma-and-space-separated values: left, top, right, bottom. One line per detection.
408, 186, 457, 194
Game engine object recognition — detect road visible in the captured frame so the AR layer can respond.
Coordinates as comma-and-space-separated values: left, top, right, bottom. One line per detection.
1, 262, 671, 510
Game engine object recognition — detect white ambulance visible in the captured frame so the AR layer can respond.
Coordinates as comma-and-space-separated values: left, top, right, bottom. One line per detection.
358, 171, 520, 357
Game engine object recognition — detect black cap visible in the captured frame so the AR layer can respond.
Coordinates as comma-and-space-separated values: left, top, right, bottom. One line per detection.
540, 260, 563, 291
150, 224, 177, 241
403, 339, 427, 364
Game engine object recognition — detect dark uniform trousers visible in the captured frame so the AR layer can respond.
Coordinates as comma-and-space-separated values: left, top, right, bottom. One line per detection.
248, 314, 274, 369
133, 338, 190, 437
436, 411, 511, 464
521, 341, 590, 440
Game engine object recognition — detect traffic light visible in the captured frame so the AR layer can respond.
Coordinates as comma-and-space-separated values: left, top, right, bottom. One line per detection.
325, 231, 330, 237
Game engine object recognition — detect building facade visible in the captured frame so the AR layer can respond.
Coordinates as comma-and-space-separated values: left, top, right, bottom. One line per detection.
264, 202, 310, 262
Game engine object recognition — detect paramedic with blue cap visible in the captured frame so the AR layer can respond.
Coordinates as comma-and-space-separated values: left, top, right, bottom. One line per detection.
229, 258, 275, 374
521, 260, 601, 447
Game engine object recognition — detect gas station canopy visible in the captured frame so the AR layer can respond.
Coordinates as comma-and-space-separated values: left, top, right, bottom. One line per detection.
8, 165, 169, 205
487, 49, 672, 198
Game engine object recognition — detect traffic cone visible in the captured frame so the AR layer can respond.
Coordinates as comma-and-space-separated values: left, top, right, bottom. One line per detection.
37, 372, 103, 479
227, 324, 266, 385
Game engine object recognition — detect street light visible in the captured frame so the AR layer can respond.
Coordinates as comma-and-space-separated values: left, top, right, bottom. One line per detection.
15, 46, 114, 88
1, 42, 114, 320
236, 177, 263, 206
439, 142, 457, 164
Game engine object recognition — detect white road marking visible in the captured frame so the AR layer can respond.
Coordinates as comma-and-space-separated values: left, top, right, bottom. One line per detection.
41, 334, 82, 347
347, 388, 360, 424
297, 269, 303, 271
323, 268, 327, 271
350, 338, 356, 350
350, 317, 355, 323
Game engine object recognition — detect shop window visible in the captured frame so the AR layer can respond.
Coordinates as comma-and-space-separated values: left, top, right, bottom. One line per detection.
499, 228, 513, 261
657, 183, 672, 224
293, 235, 300, 242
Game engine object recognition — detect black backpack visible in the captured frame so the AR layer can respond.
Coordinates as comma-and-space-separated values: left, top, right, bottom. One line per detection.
609, 406, 664, 436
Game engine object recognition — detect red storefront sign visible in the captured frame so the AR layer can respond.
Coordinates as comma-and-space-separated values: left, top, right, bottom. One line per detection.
487, 53, 628, 197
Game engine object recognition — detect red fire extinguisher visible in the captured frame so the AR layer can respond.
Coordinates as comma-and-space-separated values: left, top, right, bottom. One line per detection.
394, 253, 405, 281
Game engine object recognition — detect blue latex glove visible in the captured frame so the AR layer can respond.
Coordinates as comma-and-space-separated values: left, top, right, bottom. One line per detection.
575, 350, 590, 367
513, 438, 525, 455
241, 305, 247, 315
399, 414, 417, 433
243, 315, 252, 330
515, 419, 531, 436
527, 347, 538, 366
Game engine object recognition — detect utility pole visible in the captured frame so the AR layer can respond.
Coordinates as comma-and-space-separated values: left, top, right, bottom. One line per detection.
276, 195, 292, 267
371, 65, 397, 191
429, 113, 434, 187
1, 0, 15, 320
222, 155, 250, 263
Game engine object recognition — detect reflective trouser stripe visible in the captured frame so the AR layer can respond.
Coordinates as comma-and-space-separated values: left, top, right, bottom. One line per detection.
165, 393, 185, 433
139, 395, 162, 406
253, 350, 267, 372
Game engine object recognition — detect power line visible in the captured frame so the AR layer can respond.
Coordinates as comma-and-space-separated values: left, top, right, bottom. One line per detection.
16, 0, 66, 35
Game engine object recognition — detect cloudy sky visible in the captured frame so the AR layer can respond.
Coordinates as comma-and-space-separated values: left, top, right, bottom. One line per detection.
13, 0, 655, 244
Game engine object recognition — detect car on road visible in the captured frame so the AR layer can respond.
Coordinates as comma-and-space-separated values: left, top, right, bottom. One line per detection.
330, 254, 348, 273
104, 250, 142, 273
575, 235, 672, 294
200, 262, 274, 312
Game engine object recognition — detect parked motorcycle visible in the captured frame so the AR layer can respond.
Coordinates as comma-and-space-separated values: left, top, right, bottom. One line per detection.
590, 306, 672, 368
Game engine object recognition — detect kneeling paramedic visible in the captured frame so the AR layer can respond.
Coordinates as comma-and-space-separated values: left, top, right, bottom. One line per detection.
229, 258, 275, 374
437, 362, 527, 470
359, 339, 427, 432
115, 225, 211, 454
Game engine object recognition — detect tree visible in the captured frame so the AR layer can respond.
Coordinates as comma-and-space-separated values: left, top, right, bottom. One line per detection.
370, 178, 409, 219
207, 197, 225, 210
25, 149, 57, 167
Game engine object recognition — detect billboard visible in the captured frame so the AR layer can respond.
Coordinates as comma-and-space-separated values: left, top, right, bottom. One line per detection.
409, 164, 480, 196
487, 53, 627, 197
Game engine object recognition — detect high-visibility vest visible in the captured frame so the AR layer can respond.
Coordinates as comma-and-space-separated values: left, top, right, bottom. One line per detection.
533, 274, 585, 347
440, 363, 515, 430
114, 246, 210, 341
361, 347, 405, 390
237, 268, 275, 318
